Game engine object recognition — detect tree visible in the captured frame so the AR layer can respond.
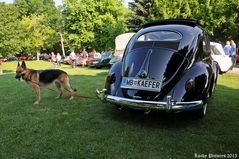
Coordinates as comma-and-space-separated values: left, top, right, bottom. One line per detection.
128, 0, 154, 31
15, 0, 61, 28
92, 0, 128, 51
129, 0, 239, 42
20, 14, 57, 54
63, 0, 96, 49
15, 0, 63, 54
0, 3, 23, 57
63, 0, 128, 51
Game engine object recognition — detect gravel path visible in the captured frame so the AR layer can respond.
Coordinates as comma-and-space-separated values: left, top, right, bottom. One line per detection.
229, 67, 239, 74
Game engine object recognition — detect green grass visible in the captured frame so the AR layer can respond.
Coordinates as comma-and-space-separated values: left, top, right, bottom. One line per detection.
0, 61, 239, 158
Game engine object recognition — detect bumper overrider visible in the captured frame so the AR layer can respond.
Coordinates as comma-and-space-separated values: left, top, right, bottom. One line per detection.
96, 89, 203, 112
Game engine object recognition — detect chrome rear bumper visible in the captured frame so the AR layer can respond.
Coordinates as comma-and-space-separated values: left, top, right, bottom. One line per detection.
96, 89, 203, 112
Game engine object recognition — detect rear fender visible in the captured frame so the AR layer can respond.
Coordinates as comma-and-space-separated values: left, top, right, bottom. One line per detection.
105, 61, 123, 96
171, 62, 211, 102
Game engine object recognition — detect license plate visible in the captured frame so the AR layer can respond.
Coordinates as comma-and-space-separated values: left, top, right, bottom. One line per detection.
121, 77, 161, 92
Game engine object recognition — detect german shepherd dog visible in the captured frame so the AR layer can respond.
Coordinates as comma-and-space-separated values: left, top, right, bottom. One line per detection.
15, 61, 76, 104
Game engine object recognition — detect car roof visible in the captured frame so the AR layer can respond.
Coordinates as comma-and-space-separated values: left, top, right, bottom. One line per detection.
142, 19, 198, 28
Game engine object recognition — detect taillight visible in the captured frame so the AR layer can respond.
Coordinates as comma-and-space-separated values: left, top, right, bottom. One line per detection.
185, 79, 194, 91
106, 73, 116, 84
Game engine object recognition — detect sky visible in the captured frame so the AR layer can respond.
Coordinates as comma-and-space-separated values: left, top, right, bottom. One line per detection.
0, 0, 133, 7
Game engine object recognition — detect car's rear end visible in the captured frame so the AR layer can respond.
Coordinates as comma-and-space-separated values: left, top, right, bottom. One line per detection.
97, 19, 217, 118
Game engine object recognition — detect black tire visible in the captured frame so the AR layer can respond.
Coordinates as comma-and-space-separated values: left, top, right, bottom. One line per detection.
209, 63, 219, 97
192, 102, 207, 119
209, 76, 216, 97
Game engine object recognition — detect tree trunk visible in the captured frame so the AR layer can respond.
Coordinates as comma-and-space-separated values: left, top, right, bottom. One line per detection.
60, 33, 66, 57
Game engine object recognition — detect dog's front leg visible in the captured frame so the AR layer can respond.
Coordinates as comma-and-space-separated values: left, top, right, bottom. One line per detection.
33, 85, 41, 104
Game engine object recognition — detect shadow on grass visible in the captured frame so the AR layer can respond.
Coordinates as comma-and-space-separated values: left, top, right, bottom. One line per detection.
99, 83, 239, 128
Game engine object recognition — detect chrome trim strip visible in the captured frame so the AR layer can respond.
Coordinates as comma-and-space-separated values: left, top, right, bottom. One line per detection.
96, 89, 203, 112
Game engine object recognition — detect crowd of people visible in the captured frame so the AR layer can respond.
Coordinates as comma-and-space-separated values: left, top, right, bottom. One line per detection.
223, 40, 237, 67
51, 52, 62, 68
49, 41, 238, 70
50, 48, 102, 68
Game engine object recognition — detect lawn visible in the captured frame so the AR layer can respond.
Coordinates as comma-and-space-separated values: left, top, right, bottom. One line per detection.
0, 61, 239, 158
236, 62, 239, 68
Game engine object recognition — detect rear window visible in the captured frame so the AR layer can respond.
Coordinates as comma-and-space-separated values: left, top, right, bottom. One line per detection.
138, 31, 181, 41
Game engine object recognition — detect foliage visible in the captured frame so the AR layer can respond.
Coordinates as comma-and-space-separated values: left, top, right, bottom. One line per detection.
0, 3, 23, 56
1, 0, 239, 57
63, 0, 128, 51
15, 0, 61, 28
15, 0, 62, 54
20, 15, 58, 55
128, 0, 239, 42
128, 0, 154, 31
0, 61, 239, 158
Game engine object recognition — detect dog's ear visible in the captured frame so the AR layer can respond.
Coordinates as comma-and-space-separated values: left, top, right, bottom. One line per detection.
17, 62, 20, 67
21, 61, 26, 69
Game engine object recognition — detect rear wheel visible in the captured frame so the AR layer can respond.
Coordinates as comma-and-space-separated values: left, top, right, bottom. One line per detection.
210, 65, 218, 97
192, 92, 209, 119
192, 102, 207, 119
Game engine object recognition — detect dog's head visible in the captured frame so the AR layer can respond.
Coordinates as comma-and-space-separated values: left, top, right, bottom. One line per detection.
15, 61, 27, 80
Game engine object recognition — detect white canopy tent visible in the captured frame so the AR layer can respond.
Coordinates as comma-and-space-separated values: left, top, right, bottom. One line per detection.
114, 32, 135, 57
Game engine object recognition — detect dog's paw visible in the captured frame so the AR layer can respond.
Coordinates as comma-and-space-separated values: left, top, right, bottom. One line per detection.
69, 96, 74, 100
34, 101, 39, 105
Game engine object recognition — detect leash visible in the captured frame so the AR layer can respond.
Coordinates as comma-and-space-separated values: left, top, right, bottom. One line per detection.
46, 87, 96, 99
23, 74, 96, 99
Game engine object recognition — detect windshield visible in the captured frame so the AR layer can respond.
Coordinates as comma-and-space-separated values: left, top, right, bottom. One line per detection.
211, 45, 224, 55
138, 31, 182, 41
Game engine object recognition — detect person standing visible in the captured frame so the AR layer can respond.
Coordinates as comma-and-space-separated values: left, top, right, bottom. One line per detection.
56, 53, 62, 67
230, 40, 237, 67
51, 52, 57, 68
223, 41, 231, 56
69, 50, 77, 68
81, 48, 88, 67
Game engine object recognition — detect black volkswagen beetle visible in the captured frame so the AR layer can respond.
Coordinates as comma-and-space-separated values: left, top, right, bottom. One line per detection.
97, 19, 218, 119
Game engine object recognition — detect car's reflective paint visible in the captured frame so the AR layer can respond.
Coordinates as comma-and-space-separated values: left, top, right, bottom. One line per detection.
98, 19, 218, 118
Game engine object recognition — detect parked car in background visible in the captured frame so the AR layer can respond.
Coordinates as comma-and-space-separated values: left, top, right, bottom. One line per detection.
0, 57, 7, 62
63, 54, 82, 66
63, 56, 71, 64
88, 51, 101, 59
84, 51, 101, 66
89, 51, 112, 68
16, 54, 33, 60
97, 19, 218, 119
210, 42, 233, 74
6, 55, 18, 61
39, 53, 51, 61
95, 57, 112, 69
